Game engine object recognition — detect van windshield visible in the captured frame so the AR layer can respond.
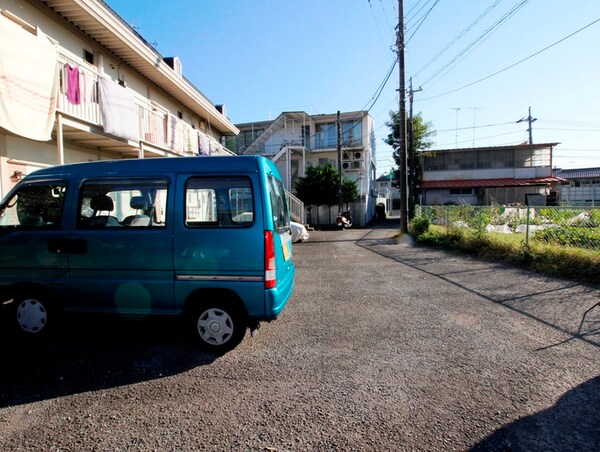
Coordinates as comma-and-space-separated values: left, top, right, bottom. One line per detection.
0, 184, 67, 228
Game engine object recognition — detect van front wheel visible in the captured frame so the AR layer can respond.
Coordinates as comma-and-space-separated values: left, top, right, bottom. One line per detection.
189, 301, 247, 353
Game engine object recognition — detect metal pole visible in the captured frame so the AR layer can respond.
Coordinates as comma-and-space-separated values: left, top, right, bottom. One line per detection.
397, 0, 408, 233
337, 111, 343, 213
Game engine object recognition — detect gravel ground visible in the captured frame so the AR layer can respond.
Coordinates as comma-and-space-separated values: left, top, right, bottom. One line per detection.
0, 220, 598, 451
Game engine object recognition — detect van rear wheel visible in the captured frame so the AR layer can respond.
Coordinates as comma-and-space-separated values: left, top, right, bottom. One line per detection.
13, 293, 52, 337
189, 300, 247, 353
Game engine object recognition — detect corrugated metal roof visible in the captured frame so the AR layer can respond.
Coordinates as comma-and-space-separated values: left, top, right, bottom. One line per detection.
422, 177, 564, 189
554, 168, 600, 179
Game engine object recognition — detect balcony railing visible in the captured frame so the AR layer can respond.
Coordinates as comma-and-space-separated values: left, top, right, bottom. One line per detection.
55, 56, 226, 156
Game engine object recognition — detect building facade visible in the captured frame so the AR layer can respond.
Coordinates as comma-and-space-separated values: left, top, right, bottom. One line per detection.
420, 143, 563, 206
0, 0, 238, 199
554, 167, 600, 206
229, 111, 378, 226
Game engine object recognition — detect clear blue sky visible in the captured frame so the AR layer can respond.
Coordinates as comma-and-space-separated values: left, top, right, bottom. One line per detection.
106, 0, 600, 176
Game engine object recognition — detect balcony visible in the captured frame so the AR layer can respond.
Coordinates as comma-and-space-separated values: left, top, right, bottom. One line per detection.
55, 56, 216, 158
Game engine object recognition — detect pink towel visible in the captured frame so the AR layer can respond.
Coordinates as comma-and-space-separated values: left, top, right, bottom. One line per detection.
66, 64, 80, 105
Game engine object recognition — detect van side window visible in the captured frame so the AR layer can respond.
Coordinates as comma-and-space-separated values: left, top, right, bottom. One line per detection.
185, 177, 253, 227
0, 183, 66, 229
77, 179, 168, 228
268, 175, 290, 232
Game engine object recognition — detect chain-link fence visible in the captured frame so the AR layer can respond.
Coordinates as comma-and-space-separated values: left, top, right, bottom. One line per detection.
416, 205, 600, 252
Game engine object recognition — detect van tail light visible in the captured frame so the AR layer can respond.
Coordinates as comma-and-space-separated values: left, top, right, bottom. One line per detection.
264, 230, 276, 289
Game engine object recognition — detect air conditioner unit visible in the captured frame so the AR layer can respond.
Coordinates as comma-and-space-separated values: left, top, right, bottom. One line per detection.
342, 162, 350, 170
351, 161, 365, 170
352, 151, 363, 161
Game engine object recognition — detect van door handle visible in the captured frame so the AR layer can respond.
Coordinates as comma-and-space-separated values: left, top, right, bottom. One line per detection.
49, 239, 87, 254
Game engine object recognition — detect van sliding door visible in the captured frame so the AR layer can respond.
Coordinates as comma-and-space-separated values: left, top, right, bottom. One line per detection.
66, 178, 174, 315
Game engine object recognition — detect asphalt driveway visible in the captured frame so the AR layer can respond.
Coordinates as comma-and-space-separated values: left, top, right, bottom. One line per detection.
0, 220, 598, 451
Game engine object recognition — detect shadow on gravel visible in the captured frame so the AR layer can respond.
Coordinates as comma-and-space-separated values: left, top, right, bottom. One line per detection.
471, 376, 600, 451
357, 236, 600, 349
0, 315, 217, 408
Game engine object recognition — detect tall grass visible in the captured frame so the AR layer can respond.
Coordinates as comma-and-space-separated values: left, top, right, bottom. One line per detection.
412, 222, 600, 283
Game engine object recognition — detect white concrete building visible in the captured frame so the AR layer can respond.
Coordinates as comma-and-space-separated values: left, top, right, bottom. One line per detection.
229, 111, 378, 226
554, 167, 600, 206
0, 0, 238, 199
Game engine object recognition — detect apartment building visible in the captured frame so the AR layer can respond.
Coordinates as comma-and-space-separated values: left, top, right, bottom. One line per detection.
420, 143, 563, 205
229, 111, 377, 226
0, 0, 238, 199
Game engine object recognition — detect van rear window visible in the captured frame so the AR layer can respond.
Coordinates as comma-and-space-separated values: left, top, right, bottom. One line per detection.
267, 175, 290, 232
185, 177, 253, 228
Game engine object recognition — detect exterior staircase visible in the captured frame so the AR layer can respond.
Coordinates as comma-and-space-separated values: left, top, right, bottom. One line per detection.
287, 191, 305, 224
241, 113, 287, 155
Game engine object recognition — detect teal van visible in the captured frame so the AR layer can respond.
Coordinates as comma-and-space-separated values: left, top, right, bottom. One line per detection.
0, 156, 295, 352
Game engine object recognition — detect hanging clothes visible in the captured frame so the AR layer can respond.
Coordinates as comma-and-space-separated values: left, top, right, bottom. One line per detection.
0, 16, 58, 141
98, 75, 139, 142
198, 130, 210, 155
80, 70, 94, 104
66, 64, 80, 105
183, 124, 199, 155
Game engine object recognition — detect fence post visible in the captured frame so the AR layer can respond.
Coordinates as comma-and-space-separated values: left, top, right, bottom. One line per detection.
525, 206, 531, 247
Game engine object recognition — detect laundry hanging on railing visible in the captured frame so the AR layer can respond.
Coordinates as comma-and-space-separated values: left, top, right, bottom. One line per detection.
64, 63, 95, 105
183, 123, 199, 155
66, 64, 80, 105
167, 113, 204, 155
98, 75, 139, 142
198, 130, 210, 155
0, 16, 58, 141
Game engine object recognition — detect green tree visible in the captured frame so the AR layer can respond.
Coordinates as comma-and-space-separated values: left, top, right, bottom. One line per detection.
341, 178, 359, 208
295, 163, 359, 224
385, 112, 435, 217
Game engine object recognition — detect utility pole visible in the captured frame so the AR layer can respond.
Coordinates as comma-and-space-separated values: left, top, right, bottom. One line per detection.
337, 110, 343, 213
517, 106, 537, 145
408, 77, 422, 219
451, 107, 461, 148
469, 107, 480, 147
397, 0, 408, 233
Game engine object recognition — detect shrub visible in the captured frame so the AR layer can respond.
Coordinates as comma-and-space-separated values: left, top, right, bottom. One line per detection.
410, 216, 430, 236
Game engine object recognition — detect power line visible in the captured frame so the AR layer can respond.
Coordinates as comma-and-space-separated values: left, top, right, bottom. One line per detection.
368, 0, 394, 54
435, 120, 515, 133
406, 0, 440, 43
418, 16, 600, 101
405, 0, 432, 26
536, 127, 600, 132
435, 129, 524, 148
420, 0, 530, 88
414, 0, 503, 77
360, 59, 398, 112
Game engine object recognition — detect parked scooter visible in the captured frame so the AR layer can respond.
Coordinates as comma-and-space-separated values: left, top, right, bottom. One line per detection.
336, 210, 353, 229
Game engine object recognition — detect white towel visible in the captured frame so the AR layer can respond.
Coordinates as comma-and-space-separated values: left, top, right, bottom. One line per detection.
98, 75, 139, 142
0, 17, 58, 141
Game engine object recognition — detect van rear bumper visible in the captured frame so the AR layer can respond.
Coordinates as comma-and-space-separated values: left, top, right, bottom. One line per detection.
264, 265, 295, 320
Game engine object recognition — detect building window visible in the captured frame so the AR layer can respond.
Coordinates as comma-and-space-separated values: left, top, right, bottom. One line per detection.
342, 120, 362, 147
83, 49, 94, 65
476, 150, 516, 169
315, 123, 337, 149
449, 188, 474, 196
315, 120, 363, 149
515, 148, 550, 167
